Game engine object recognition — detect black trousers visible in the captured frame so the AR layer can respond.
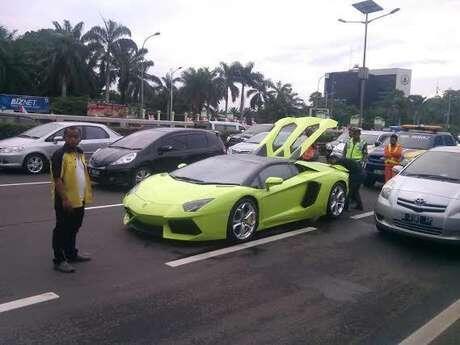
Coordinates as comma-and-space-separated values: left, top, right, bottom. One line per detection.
349, 180, 363, 209
52, 203, 85, 264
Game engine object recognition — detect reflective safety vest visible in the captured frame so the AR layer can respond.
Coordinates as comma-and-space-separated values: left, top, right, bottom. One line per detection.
345, 138, 366, 161
384, 143, 403, 165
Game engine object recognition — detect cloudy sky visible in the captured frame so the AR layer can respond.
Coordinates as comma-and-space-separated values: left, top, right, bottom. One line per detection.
2, 0, 460, 100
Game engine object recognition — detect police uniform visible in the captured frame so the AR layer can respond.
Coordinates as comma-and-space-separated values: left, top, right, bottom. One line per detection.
51, 144, 93, 265
343, 138, 367, 210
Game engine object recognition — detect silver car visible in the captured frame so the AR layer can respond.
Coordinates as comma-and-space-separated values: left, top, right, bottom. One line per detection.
0, 122, 121, 174
375, 146, 460, 242
228, 132, 268, 154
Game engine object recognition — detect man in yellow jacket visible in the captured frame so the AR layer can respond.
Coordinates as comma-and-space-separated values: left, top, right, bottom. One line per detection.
384, 134, 403, 182
51, 126, 93, 273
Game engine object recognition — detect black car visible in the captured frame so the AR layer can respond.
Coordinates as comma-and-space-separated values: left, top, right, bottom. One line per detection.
226, 123, 274, 147
88, 128, 226, 186
365, 130, 457, 186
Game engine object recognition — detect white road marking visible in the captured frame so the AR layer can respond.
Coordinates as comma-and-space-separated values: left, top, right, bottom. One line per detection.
398, 299, 460, 345
166, 227, 318, 268
0, 292, 59, 313
85, 204, 123, 211
0, 181, 50, 188
351, 211, 374, 220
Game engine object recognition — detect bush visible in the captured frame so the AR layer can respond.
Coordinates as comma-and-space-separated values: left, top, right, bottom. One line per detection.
51, 96, 90, 116
0, 122, 34, 140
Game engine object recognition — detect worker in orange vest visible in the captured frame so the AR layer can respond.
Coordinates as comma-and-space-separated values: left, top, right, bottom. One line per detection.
384, 134, 403, 182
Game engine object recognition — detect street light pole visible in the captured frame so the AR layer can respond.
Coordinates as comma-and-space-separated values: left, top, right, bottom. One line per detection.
339, 1, 400, 127
169, 66, 182, 120
140, 32, 160, 118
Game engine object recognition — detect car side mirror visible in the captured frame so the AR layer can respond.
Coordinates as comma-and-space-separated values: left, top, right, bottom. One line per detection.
158, 145, 173, 154
374, 141, 381, 147
177, 163, 187, 169
265, 176, 284, 191
392, 165, 403, 175
53, 136, 64, 144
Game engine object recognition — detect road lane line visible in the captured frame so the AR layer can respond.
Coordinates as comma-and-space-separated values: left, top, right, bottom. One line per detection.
398, 299, 460, 345
351, 211, 374, 220
0, 181, 51, 188
85, 203, 123, 210
166, 227, 317, 268
0, 292, 59, 313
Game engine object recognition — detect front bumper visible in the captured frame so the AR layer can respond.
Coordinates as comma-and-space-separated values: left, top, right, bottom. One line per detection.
123, 193, 228, 241
375, 195, 460, 242
88, 165, 132, 185
0, 153, 24, 168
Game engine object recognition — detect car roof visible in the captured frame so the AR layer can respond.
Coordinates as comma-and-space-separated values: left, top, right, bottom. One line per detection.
216, 153, 289, 167
361, 130, 387, 135
430, 146, 460, 153
397, 131, 451, 136
209, 121, 240, 126
54, 121, 107, 127
142, 127, 210, 135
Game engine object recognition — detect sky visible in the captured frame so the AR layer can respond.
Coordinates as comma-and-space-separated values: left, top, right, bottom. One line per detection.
2, 0, 460, 101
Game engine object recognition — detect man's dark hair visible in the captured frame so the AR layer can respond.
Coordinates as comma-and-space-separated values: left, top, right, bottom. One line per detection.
391, 133, 398, 139
64, 126, 81, 137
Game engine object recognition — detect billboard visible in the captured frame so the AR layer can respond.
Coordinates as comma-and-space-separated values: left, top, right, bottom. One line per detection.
87, 102, 129, 118
0, 94, 50, 113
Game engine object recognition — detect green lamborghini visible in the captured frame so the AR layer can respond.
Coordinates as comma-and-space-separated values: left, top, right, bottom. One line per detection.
122, 117, 349, 242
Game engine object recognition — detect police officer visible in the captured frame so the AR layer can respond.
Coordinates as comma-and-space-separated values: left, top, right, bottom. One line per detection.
342, 128, 367, 210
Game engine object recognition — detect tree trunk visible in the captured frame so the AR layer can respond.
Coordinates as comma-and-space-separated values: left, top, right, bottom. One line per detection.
239, 83, 245, 120
224, 87, 229, 114
61, 75, 67, 98
105, 55, 111, 102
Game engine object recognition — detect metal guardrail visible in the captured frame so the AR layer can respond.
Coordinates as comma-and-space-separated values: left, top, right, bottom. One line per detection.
0, 111, 194, 128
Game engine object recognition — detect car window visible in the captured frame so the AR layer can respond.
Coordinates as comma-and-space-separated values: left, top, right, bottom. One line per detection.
161, 135, 188, 150
110, 130, 163, 150
383, 134, 434, 149
273, 124, 297, 151
256, 164, 297, 188
84, 126, 109, 140
187, 134, 208, 149
434, 136, 443, 146
402, 151, 460, 182
47, 128, 65, 141
443, 135, 455, 146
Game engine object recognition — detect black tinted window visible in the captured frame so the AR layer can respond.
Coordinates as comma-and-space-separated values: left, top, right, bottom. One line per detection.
188, 134, 208, 149
85, 126, 109, 139
273, 124, 297, 151
258, 164, 296, 186
443, 135, 455, 146
110, 130, 162, 150
162, 135, 188, 150
434, 136, 443, 146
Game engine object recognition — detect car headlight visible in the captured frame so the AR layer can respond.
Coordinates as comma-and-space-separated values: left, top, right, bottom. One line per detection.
183, 198, 214, 212
111, 152, 137, 165
0, 146, 25, 154
380, 180, 395, 200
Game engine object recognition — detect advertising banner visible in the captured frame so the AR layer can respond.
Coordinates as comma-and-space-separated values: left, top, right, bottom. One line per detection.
0, 94, 49, 113
87, 102, 129, 118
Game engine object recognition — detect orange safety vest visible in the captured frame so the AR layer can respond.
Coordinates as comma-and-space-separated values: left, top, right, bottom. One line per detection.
384, 144, 402, 165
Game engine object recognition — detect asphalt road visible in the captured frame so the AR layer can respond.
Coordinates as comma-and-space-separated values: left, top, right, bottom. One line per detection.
1, 169, 460, 345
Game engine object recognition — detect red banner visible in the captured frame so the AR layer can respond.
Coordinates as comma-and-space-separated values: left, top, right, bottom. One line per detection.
87, 102, 129, 118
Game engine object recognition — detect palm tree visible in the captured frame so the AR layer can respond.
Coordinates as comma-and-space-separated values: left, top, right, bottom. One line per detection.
42, 20, 91, 97
247, 79, 273, 111
83, 19, 132, 102
407, 95, 426, 125
217, 62, 239, 114
235, 62, 264, 118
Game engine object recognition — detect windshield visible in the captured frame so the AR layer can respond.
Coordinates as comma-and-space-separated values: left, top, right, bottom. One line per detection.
244, 124, 273, 136
171, 156, 259, 185
20, 123, 62, 139
246, 132, 268, 144
384, 133, 434, 149
361, 133, 379, 145
110, 130, 162, 150
402, 151, 460, 182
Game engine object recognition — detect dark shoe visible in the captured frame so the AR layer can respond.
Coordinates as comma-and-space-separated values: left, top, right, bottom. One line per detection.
68, 254, 91, 263
54, 261, 76, 273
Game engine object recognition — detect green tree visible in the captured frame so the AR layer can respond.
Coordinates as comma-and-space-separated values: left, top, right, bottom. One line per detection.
235, 62, 264, 118
217, 62, 239, 114
84, 19, 132, 102
247, 79, 273, 111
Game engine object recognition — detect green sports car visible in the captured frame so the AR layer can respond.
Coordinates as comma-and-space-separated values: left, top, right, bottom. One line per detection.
122, 117, 349, 242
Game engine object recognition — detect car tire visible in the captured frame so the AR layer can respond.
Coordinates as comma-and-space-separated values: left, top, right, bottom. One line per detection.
23, 153, 48, 174
131, 166, 151, 187
327, 182, 347, 219
227, 197, 258, 242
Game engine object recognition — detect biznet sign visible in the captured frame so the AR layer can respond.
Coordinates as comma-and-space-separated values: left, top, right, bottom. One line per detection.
0, 94, 49, 113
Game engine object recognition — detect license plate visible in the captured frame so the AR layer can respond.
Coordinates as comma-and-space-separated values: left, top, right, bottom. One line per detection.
90, 168, 101, 176
403, 213, 433, 226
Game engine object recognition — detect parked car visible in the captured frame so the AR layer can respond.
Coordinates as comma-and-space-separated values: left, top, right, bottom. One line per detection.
226, 123, 274, 147
228, 132, 269, 154
327, 129, 392, 158
0, 121, 121, 174
209, 121, 245, 133
365, 127, 457, 186
375, 146, 460, 242
88, 128, 226, 187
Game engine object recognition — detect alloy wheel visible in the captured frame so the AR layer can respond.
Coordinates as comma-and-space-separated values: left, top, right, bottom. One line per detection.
231, 201, 257, 240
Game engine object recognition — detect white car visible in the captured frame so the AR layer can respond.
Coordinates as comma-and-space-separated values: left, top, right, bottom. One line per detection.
228, 132, 269, 154
328, 130, 392, 157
